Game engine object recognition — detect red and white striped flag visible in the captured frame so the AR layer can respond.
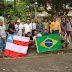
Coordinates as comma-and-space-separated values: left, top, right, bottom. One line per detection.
4, 34, 30, 57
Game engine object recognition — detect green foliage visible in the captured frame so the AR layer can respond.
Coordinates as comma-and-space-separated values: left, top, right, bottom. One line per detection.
16, 0, 35, 23
36, 0, 72, 16
24, 0, 72, 16
1, 0, 72, 23
5, 1, 21, 22
6, 1, 13, 9
0, 0, 5, 15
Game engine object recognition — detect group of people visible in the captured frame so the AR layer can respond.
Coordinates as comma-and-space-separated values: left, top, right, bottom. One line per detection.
0, 17, 72, 53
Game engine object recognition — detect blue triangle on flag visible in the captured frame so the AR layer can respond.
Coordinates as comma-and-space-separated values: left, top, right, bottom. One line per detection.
7, 34, 13, 43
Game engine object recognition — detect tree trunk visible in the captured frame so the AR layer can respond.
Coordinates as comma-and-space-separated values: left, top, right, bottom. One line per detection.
13, 0, 16, 19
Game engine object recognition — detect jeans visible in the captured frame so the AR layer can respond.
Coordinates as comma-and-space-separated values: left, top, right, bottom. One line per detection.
2, 37, 6, 50
0, 37, 3, 51
61, 39, 69, 47
0, 37, 6, 51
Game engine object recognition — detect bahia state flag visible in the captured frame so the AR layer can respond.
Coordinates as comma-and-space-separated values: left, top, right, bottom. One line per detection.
4, 34, 30, 57
36, 33, 62, 53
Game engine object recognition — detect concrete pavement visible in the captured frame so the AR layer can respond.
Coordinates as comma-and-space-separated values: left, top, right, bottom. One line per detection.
0, 43, 72, 72
0, 53, 72, 72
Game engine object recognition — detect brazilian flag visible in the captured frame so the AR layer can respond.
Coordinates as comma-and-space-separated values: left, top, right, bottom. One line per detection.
36, 33, 62, 53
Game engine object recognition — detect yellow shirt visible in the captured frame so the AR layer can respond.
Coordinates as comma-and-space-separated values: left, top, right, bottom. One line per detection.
50, 21, 61, 33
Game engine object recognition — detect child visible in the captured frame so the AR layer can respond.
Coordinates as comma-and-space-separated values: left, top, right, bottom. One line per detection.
60, 31, 69, 48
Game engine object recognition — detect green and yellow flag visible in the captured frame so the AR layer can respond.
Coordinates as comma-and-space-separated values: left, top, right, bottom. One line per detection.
36, 33, 62, 53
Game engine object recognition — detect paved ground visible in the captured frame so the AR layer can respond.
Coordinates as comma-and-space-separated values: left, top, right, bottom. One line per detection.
0, 43, 72, 72
0, 53, 72, 72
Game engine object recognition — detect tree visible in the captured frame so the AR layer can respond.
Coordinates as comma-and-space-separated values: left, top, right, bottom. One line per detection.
0, 0, 6, 16
37, 0, 72, 16
22, 0, 72, 16
16, 0, 35, 22
14, 0, 16, 19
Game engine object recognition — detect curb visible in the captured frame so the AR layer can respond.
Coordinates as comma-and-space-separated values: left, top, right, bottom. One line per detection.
0, 48, 72, 58
40, 48, 72, 54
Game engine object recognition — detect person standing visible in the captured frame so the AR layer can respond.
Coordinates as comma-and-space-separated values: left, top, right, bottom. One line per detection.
48, 20, 51, 33
23, 20, 32, 37
15, 20, 24, 36
70, 16, 72, 24
66, 18, 72, 42
30, 19, 36, 36
0, 21, 6, 53
50, 17, 61, 34
60, 17, 66, 32
43, 18, 49, 30
36, 20, 45, 34
71, 25, 72, 42
70, 17, 72, 42
7, 20, 17, 34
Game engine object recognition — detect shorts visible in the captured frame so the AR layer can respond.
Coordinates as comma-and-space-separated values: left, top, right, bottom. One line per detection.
67, 31, 72, 37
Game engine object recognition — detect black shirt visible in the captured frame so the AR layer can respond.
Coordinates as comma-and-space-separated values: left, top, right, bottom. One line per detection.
30, 36, 33, 40
8, 24, 15, 34
29, 36, 33, 42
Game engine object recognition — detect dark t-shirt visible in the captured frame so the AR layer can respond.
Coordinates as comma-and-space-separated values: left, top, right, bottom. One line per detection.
8, 24, 15, 34
29, 36, 33, 42
60, 22, 66, 31
30, 36, 33, 40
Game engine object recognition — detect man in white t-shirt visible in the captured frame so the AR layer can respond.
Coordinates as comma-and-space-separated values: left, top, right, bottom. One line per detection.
0, 21, 6, 52
23, 20, 32, 37
15, 20, 24, 36
33, 30, 42, 46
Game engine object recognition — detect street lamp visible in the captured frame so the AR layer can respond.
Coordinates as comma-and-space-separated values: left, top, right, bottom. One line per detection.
34, 1, 38, 19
